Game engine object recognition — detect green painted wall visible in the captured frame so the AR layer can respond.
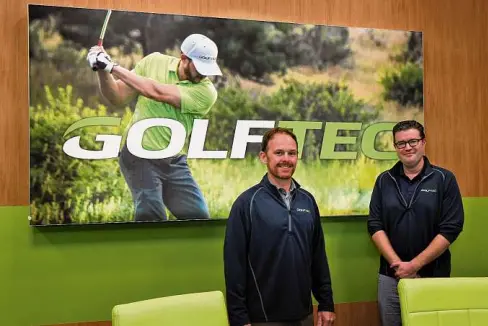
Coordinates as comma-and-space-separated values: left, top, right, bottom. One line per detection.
1, 198, 487, 326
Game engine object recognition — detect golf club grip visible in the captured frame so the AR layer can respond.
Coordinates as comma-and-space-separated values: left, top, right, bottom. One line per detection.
92, 39, 103, 71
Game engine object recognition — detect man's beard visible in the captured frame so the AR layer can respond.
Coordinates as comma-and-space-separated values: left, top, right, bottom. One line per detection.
185, 66, 200, 83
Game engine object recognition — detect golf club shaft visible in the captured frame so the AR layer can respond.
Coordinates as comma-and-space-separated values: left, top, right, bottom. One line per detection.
93, 9, 112, 71
98, 9, 112, 46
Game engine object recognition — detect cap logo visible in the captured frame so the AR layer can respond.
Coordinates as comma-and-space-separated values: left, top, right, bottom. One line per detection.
197, 55, 216, 61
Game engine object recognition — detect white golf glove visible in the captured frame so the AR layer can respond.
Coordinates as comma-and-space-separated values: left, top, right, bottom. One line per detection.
87, 49, 117, 73
87, 50, 98, 69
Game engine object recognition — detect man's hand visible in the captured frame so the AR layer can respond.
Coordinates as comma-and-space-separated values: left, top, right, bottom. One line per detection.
87, 46, 100, 69
391, 261, 420, 279
317, 311, 336, 326
87, 46, 117, 72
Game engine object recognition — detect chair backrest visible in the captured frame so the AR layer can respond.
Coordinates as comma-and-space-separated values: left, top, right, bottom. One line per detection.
398, 277, 488, 326
112, 290, 229, 326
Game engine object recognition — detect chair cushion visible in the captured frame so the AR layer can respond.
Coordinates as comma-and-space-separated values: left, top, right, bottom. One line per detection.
398, 277, 488, 326
112, 291, 228, 326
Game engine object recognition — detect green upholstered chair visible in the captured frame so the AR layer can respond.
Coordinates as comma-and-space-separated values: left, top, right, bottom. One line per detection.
112, 290, 229, 326
398, 277, 488, 326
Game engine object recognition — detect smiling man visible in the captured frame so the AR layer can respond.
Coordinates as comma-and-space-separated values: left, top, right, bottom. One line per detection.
367, 120, 464, 326
223, 127, 336, 326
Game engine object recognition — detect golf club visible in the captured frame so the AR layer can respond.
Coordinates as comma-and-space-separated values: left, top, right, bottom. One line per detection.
92, 9, 112, 71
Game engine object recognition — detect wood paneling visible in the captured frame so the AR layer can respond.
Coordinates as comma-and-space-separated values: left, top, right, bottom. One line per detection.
1, 0, 487, 205
46, 302, 380, 326
317, 302, 381, 326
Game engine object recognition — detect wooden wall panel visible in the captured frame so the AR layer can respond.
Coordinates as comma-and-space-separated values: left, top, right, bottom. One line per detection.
318, 302, 381, 326
1, 0, 487, 205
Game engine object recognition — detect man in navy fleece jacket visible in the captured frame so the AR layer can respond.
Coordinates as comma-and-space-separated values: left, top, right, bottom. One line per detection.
368, 120, 464, 326
224, 127, 335, 326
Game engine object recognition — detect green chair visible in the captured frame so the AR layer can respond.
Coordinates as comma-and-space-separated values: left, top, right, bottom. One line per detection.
398, 277, 488, 326
112, 290, 229, 326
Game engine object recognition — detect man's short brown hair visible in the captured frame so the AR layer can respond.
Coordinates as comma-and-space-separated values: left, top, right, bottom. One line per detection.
260, 127, 298, 152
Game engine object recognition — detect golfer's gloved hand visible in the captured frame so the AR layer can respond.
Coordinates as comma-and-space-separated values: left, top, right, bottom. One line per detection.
86, 47, 100, 70
87, 47, 117, 73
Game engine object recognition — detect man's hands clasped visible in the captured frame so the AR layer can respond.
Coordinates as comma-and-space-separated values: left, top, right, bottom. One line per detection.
87, 46, 117, 73
391, 261, 421, 279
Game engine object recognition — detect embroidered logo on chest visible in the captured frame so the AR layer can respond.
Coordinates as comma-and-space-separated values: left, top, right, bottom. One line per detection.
420, 188, 437, 193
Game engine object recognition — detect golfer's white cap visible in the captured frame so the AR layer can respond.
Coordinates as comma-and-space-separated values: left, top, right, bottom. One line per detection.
181, 34, 222, 76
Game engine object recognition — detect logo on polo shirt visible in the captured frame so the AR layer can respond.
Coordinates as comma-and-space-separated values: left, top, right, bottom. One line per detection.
420, 188, 437, 193
296, 208, 311, 213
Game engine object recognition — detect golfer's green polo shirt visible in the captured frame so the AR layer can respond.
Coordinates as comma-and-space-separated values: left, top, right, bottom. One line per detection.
125, 52, 218, 152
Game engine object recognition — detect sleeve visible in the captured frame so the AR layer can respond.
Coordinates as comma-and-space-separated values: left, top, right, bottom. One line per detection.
223, 195, 251, 326
367, 174, 384, 236
177, 82, 217, 116
439, 172, 464, 243
133, 52, 156, 77
310, 197, 335, 313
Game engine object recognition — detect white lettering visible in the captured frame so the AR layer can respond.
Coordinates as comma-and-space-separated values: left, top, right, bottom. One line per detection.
187, 119, 227, 159
63, 135, 121, 159
230, 120, 275, 158
127, 118, 186, 159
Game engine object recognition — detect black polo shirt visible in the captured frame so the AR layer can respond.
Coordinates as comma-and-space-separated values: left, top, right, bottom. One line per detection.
397, 162, 427, 205
368, 156, 465, 278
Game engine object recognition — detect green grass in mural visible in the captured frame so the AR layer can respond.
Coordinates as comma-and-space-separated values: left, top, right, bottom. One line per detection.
191, 156, 393, 218
30, 153, 393, 224
28, 83, 396, 225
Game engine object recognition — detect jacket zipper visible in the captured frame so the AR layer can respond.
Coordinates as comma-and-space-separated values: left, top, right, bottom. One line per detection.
387, 172, 408, 207
269, 186, 294, 233
288, 193, 296, 233
387, 171, 434, 208
288, 210, 292, 232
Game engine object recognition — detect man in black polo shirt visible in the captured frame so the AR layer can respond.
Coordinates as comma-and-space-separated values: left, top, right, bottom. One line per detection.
367, 120, 464, 326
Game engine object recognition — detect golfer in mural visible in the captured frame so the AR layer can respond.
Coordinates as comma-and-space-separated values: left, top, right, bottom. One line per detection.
86, 33, 222, 221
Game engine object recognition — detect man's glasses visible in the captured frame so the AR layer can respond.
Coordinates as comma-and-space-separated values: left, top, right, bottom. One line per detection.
394, 138, 424, 149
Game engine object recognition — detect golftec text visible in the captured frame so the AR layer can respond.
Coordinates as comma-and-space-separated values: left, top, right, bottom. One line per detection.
62, 118, 396, 160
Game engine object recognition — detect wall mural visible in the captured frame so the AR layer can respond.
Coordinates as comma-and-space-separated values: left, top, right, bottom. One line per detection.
28, 4, 424, 225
